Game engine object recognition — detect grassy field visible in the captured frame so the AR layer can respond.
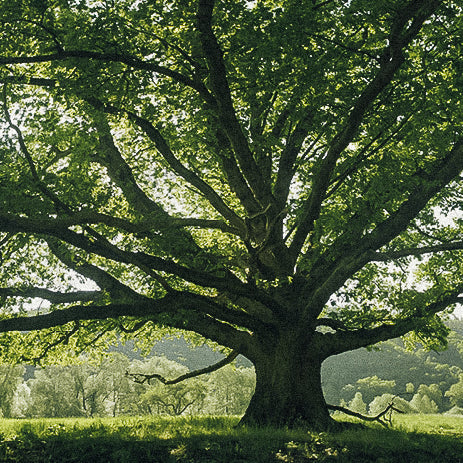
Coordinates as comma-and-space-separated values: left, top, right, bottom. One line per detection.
0, 414, 462, 462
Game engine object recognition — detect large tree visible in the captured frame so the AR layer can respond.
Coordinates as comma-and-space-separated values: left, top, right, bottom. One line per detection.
0, 0, 462, 429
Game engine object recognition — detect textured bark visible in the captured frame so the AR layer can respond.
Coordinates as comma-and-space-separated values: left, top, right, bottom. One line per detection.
240, 333, 334, 429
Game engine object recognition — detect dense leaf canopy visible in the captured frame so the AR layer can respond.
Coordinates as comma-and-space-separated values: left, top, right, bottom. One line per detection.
0, 0, 462, 371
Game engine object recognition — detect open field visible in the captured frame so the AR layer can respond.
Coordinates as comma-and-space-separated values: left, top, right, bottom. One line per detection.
0, 415, 463, 462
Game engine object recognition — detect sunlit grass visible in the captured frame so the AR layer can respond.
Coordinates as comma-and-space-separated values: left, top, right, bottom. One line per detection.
391, 413, 463, 435
0, 415, 463, 461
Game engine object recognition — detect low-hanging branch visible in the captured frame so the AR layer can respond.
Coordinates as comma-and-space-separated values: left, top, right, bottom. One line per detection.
327, 399, 404, 428
127, 350, 239, 385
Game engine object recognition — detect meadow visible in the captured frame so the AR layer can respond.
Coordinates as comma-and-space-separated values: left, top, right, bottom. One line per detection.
0, 415, 462, 462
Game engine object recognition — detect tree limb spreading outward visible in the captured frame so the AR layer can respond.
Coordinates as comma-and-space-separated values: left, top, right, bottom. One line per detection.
328, 399, 404, 428
127, 350, 239, 385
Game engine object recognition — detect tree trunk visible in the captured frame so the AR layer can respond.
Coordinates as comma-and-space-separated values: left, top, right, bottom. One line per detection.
240, 333, 335, 429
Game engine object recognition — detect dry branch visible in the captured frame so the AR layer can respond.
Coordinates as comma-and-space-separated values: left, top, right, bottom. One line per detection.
328, 398, 404, 427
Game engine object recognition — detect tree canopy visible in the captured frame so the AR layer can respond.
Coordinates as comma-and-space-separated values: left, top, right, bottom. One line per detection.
0, 0, 462, 428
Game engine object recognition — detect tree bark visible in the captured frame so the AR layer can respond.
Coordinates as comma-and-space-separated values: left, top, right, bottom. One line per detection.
240, 333, 335, 429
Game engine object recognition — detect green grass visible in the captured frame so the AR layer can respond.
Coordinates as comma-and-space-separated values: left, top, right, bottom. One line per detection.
0, 415, 462, 462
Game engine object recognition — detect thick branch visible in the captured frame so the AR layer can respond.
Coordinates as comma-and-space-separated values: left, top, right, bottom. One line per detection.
274, 109, 313, 208
289, 0, 442, 260
46, 239, 147, 302
91, 112, 168, 217
0, 75, 56, 87
0, 291, 255, 356
0, 212, 285, 314
196, 0, 274, 208
304, 138, 463, 316
125, 110, 246, 233
373, 241, 463, 261
0, 303, 153, 332
0, 50, 213, 102
322, 287, 463, 357
0, 287, 102, 304
362, 140, 463, 253
127, 350, 239, 385
18, 207, 240, 236
316, 318, 348, 332
328, 400, 404, 428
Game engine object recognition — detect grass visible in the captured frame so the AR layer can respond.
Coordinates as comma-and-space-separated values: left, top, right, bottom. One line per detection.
0, 415, 462, 462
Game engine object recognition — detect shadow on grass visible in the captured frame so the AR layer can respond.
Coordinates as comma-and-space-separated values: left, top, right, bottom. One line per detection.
1, 417, 463, 462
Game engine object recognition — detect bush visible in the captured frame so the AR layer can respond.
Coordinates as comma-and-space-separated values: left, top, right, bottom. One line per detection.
444, 406, 463, 415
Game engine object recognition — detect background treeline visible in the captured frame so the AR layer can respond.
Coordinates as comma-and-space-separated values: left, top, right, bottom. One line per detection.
1, 353, 255, 419
2, 319, 463, 418
323, 319, 463, 416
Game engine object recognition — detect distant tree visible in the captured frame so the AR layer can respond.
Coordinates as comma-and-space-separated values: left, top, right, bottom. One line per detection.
10, 382, 30, 418
409, 393, 439, 414
347, 392, 367, 415
27, 362, 117, 417
445, 374, 463, 409
204, 364, 255, 415
131, 356, 207, 416
369, 393, 415, 415
140, 380, 206, 416
27, 367, 83, 417
416, 384, 443, 411
406, 383, 415, 394
99, 353, 136, 417
342, 375, 396, 405
0, 365, 25, 417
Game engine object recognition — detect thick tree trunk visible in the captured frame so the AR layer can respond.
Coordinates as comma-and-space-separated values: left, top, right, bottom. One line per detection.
240, 334, 335, 429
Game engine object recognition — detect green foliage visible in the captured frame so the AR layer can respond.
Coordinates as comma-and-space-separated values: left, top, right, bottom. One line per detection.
445, 374, 463, 408
347, 392, 367, 415
409, 393, 439, 414
132, 356, 207, 416
0, 0, 463, 428
0, 365, 25, 418
203, 364, 255, 415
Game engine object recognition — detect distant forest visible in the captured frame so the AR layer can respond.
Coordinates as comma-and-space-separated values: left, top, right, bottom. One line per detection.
1, 319, 463, 418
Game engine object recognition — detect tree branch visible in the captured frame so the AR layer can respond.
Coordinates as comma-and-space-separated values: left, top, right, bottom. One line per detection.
274, 109, 314, 208
0, 75, 56, 87
14, 207, 240, 236
289, 0, 442, 261
316, 317, 348, 332
127, 350, 239, 385
0, 211, 287, 315
373, 241, 463, 261
0, 50, 213, 103
123, 108, 246, 233
46, 238, 148, 301
0, 287, 103, 304
362, 139, 463, 254
196, 0, 275, 208
322, 287, 463, 357
328, 399, 404, 428
90, 111, 168, 217
2, 85, 69, 212
0, 302, 153, 332
0, 291, 255, 356
304, 138, 463, 317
